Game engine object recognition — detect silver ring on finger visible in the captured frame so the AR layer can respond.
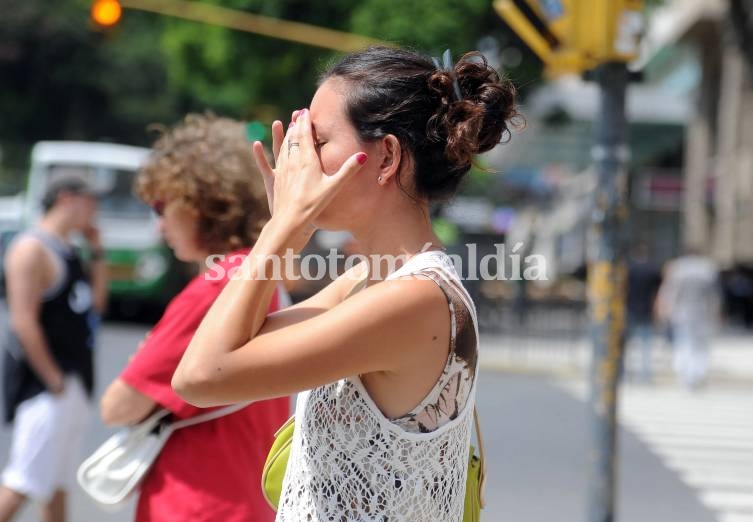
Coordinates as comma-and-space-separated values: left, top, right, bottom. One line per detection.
288, 141, 300, 157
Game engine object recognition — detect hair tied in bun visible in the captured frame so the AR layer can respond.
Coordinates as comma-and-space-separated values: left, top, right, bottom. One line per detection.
431, 49, 463, 102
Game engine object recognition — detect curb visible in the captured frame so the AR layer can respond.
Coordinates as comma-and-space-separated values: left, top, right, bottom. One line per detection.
479, 358, 753, 388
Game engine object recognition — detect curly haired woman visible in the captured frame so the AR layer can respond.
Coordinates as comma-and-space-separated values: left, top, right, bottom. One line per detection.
100, 114, 290, 522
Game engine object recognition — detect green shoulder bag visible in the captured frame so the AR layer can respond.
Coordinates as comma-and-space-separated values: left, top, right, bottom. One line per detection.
261, 408, 487, 521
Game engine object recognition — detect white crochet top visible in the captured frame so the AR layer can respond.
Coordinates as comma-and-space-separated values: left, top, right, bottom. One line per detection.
276, 251, 479, 521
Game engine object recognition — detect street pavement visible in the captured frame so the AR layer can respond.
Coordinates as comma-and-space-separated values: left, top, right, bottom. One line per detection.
478, 372, 725, 522
0, 321, 750, 521
561, 380, 753, 522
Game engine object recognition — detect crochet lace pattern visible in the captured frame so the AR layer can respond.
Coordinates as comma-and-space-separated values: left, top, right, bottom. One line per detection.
276, 252, 479, 521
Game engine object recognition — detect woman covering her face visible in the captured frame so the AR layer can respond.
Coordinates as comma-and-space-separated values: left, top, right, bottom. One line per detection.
174, 48, 519, 521
100, 114, 290, 522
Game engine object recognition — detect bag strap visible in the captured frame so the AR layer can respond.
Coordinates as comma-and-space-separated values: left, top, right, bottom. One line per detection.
169, 402, 251, 431
473, 406, 487, 508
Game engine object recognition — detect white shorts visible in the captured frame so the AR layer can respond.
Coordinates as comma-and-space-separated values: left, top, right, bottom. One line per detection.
1, 376, 89, 502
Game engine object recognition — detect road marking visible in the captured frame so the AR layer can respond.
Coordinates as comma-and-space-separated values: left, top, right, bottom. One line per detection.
638, 435, 753, 452
682, 472, 753, 491
718, 512, 753, 522
558, 380, 753, 522
702, 492, 753, 512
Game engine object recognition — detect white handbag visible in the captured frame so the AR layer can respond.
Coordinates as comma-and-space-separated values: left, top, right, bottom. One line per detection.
77, 402, 249, 508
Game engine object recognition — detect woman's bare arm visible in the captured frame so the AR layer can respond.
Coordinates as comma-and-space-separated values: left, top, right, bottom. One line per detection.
173, 266, 448, 407
100, 379, 157, 426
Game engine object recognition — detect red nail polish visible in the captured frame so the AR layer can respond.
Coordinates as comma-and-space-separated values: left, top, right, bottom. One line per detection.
356, 152, 368, 165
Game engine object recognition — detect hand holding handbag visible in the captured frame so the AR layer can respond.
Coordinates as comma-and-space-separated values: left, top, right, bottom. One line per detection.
77, 402, 249, 508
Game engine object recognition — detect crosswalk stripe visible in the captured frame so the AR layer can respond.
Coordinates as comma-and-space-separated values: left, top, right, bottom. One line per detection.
635, 435, 753, 452
622, 416, 753, 430
629, 425, 753, 439
718, 512, 753, 522
621, 402, 753, 413
683, 472, 753, 491
557, 379, 753, 521
665, 457, 753, 476
620, 411, 753, 422
657, 448, 753, 465
702, 492, 753, 512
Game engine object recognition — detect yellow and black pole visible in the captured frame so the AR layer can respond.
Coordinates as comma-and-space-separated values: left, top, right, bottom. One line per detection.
91, 0, 385, 52
584, 4, 643, 519
586, 60, 630, 522
494, 2, 643, 520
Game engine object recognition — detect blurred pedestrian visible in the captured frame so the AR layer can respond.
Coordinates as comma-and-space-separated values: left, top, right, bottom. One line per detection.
99, 114, 290, 522
656, 248, 720, 390
0, 177, 107, 522
626, 242, 661, 383
172, 47, 518, 520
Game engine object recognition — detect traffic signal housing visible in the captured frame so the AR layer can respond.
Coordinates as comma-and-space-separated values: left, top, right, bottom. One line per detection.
494, 0, 644, 76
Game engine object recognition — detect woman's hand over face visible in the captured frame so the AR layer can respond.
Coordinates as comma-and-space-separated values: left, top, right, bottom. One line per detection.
252, 109, 367, 231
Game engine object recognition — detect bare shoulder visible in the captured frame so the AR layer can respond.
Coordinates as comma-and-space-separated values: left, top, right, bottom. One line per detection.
305, 261, 369, 306
5, 235, 52, 274
337, 273, 449, 326
4, 234, 58, 305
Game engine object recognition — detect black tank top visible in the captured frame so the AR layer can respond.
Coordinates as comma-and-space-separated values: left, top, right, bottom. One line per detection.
2, 230, 94, 422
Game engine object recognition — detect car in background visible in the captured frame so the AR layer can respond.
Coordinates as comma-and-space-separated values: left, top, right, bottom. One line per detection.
22, 141, 190, 314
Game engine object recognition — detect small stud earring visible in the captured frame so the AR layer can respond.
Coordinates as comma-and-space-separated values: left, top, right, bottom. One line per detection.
377, 176, 383, 182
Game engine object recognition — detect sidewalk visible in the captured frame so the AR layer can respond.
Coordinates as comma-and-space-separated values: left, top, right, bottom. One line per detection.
479, 332, 753, 385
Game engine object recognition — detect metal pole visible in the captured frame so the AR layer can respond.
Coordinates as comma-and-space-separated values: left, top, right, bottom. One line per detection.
119, 0, 387, 52
586, 61, 630, 522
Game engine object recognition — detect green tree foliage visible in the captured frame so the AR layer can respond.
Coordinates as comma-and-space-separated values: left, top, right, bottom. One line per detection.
0, 0, 542, 181
0, 0, 176, 148
157, 0, 542, 120
158, 0, 355, 119
352, 0, 494, 52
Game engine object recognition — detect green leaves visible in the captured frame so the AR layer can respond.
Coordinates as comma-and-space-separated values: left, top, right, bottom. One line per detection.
0, 0, 542, 160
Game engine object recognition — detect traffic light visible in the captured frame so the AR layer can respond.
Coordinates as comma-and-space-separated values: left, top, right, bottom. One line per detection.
91, 0, 122, 28
570, 0, 643, 63
494, 0, 644, 76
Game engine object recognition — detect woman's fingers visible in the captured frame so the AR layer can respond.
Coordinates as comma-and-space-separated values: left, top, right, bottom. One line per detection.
253, 141, 276, 213
271, 120, 284, 165
272, 110, 301, 168
295, 108, 315, 156
329, 152, 368, 188
267, 108, 363, 225
252, 141, 274, 177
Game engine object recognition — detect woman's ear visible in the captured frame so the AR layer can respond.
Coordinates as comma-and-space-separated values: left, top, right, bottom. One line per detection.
377, 134, 402, 185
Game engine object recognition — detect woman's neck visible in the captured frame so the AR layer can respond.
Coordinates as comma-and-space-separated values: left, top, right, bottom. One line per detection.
350, 200, 442, 280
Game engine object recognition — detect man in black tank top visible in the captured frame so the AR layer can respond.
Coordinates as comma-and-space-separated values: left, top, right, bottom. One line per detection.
0, 177, 108, 521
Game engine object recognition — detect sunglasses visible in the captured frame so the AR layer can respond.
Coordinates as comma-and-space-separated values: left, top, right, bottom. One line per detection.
151, 200, 165, 217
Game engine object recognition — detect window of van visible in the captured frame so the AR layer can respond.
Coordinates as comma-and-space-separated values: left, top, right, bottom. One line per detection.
45, 165, 150, 219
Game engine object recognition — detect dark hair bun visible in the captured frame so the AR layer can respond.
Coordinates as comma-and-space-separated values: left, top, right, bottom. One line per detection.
323, 46, 519, 202
427, 53, 518, 175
